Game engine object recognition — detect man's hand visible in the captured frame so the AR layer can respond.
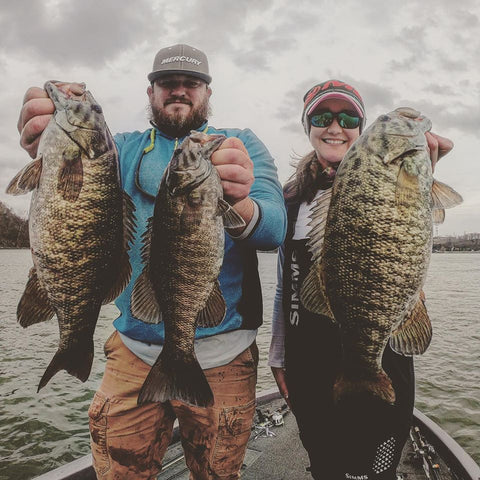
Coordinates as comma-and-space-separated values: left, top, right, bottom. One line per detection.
18, 82, 86, 159
211, 137, 255, 232
426, 132, 453, 173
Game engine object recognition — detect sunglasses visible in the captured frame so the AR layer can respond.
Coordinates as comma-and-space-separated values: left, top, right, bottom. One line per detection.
310, 110, 361, 129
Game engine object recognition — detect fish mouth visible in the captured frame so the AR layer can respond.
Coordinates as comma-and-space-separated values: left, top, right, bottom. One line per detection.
44, 81, 108, 158
45, 81, 86, 112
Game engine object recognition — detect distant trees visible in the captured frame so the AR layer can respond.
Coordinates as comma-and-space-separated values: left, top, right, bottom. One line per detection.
0, 201, 29, 248
433, 234, 480, 252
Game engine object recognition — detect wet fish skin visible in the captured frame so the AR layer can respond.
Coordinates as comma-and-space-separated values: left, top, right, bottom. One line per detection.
131, 131, 245, 407
301, 107, 462, 404
7, 81, 135, 391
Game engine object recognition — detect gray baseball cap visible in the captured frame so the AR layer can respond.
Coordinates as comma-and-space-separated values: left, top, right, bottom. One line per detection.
148, 44, 212, 84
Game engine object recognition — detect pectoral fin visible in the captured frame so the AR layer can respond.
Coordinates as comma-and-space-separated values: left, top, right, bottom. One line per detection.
395, 163, 421, 207
390, 292, 432, 355
57, 145, 83, 201
6, 157, 43, 195
197, 281, 226, 328
217, 199, 246, 229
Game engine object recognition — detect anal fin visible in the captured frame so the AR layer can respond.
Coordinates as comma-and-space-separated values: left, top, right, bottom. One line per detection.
197, 281, 226, 328
390, 292, 432, 355
130, 269, 162, 323
300, 267, 333, 319
17, 267, 55, 327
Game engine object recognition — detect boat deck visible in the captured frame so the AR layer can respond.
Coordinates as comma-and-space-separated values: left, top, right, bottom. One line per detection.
157, 393, 457, 480
34, 390, 479, 480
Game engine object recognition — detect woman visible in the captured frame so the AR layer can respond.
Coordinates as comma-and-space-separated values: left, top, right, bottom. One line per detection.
269, 79, 452, 480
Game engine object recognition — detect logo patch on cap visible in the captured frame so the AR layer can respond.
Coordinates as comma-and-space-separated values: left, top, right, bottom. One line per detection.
160, 56, 202, 66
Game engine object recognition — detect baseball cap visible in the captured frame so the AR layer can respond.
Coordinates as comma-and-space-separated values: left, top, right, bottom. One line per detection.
148, 44, 212, 84
301, 79, 366, 134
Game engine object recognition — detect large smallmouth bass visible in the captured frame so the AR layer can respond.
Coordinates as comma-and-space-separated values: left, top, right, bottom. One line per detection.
301, 107, 462, 404
131, 132, 245, 407
7, 81, 136, 391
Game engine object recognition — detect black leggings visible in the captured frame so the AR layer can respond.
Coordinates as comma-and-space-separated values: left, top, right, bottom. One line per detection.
286, 322, 414, 480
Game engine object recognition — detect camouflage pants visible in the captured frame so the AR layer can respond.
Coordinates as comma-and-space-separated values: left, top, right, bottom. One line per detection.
88, 331, 258, 480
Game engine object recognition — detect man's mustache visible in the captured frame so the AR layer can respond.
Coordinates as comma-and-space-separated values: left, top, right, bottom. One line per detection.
164, 97, 192, 106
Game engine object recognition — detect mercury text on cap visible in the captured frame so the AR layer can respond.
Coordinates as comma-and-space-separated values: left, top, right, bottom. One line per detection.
160, 56, 202, 66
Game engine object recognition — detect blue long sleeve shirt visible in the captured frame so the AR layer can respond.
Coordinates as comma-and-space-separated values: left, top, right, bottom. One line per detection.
113, 122, 287, 344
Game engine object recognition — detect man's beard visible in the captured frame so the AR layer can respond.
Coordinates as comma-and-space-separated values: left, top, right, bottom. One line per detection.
148, 97, 211, 138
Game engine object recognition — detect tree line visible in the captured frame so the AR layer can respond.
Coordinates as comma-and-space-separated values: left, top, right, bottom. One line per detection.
0, 201, 29, 248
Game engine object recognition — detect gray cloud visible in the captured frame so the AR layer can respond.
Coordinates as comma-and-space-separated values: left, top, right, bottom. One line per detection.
0, 0, 167, 67
421, 83, 456, 96
275, 78, 317, 127
169, 0, 319, 72
170, 0, 274, 54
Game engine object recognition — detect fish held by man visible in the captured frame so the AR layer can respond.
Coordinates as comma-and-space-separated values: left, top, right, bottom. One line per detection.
300, 107, 462, 405
6, 81, 136, 391
131, 131, 245, 407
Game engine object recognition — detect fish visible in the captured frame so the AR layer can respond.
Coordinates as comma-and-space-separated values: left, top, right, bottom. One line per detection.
6, 81, 136, 391
131, 131, 245, 407
300, 107, 463, 405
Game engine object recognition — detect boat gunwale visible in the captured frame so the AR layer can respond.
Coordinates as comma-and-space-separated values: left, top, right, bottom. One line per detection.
412, 407, 480, 480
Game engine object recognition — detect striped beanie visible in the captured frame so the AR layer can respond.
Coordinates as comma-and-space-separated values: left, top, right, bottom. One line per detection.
301, 79, 366, 135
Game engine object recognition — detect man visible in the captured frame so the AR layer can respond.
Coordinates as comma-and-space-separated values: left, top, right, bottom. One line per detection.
17, 43, 287, 479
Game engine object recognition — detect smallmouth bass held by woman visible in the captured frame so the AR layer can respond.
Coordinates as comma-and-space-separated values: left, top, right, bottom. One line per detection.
300, 107, 463, 404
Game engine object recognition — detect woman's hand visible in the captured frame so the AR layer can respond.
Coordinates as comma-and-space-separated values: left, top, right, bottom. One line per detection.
426, 132, 453, 173
271, 367, 292, 409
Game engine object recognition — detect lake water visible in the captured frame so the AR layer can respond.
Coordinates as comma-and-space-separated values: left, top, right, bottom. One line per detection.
0, 249, 478, 479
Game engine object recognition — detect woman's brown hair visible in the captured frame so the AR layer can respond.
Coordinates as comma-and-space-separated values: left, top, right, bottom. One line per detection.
283, 151, 333, 204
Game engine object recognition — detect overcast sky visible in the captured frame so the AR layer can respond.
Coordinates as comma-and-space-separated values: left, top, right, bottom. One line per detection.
1, 0, 478, 236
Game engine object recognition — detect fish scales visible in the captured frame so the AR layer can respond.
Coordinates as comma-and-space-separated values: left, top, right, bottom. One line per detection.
32, 148, 121, 330
156, 174, 223, 350
301, 108, 462, 404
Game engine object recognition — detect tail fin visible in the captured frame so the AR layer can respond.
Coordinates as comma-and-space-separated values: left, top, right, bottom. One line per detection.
38, 338, 94, 392
334, 369, 395, 405
138, 351, 213, 407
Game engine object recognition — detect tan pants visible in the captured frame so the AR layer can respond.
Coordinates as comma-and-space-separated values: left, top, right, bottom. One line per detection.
88, 331, 258, 480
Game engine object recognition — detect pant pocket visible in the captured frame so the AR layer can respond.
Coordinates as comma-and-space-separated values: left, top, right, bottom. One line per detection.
103, 330, 118, 358
211, 399, 256, 477
248, 341, 259, 367
88, 392, 111, 476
